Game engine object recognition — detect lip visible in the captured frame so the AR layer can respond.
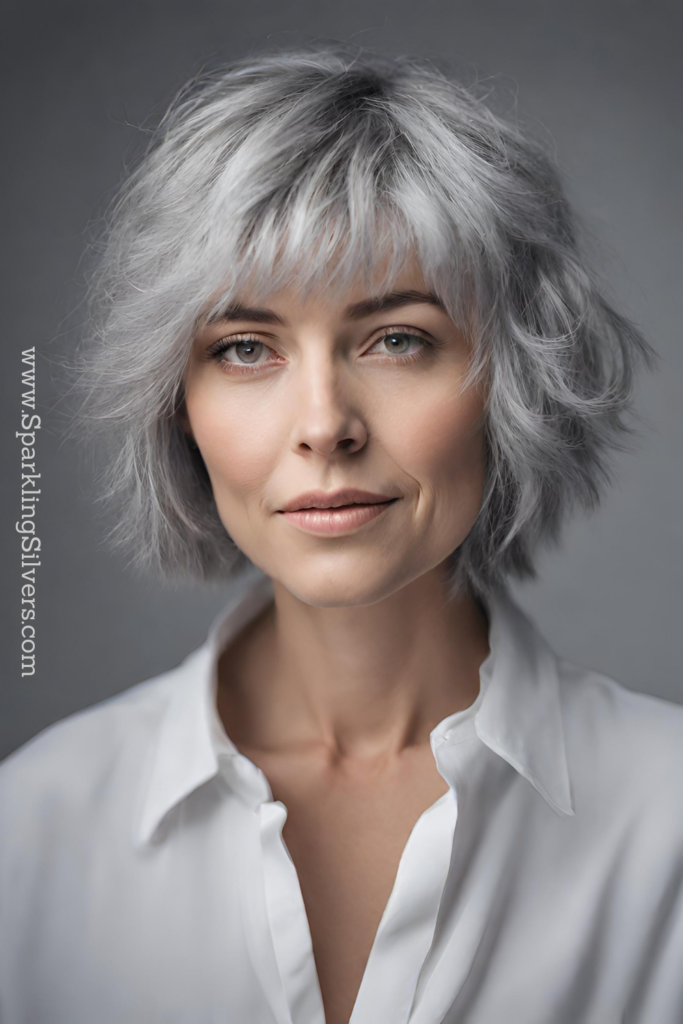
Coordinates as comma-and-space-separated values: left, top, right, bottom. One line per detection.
280, 500, 398, 535
279, 488, 398, 513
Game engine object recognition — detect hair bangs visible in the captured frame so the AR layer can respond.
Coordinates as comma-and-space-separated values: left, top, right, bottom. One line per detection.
199, 113, 469, 323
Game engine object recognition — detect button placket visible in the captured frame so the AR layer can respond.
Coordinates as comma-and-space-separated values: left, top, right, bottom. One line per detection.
258, 800, 327, 1024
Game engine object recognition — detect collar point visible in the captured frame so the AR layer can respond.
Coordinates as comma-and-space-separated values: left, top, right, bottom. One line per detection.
548, 798, 576, 819
533, 778, 575, 819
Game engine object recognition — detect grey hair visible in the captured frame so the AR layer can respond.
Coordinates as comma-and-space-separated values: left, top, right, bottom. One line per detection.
67, 45, 655, 600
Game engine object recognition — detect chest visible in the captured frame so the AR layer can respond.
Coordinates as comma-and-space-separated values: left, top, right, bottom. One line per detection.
251, 747, 450, 1024
9, 765, 668, 1024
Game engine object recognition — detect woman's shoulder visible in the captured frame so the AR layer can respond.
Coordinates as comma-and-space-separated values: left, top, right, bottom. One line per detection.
0, 655, 194, 826
557, 654, 683, 739
556, 656, 683, 824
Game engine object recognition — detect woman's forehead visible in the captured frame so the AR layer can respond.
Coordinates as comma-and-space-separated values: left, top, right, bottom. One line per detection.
241, 258, 429, 304
202, 249, 451, 323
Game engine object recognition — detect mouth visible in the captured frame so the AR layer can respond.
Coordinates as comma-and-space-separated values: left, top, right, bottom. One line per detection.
295, 500, 390, 511
279, 498, 399, 536
279, 488, 399, 513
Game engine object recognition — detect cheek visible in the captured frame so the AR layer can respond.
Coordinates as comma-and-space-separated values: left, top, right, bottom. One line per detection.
387, 384, 486, 496
186, 387, 279, 500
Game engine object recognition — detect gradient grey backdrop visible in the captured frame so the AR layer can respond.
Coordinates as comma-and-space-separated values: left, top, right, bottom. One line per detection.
1, 0, 681, 761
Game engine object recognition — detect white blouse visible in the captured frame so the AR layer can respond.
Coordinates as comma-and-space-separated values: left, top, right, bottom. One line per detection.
1, 568, 683, 1024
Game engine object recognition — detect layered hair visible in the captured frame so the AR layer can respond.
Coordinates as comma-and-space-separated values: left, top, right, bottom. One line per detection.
69, 46, 655, 599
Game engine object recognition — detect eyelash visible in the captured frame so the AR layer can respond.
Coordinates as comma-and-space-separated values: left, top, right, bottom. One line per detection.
205, 327, 435, 375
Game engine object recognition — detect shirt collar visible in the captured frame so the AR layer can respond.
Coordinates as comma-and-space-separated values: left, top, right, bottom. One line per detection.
134, 569, 573, 849
474, 587, 574, 818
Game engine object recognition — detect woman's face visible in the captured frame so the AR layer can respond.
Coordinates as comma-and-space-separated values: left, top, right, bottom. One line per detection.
181, 264, 488, 606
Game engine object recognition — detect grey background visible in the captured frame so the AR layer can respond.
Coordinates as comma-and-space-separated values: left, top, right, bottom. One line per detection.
1, 0, 681, 761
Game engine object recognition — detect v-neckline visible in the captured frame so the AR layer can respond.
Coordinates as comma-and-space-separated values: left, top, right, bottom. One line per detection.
243, 784, 458, 1024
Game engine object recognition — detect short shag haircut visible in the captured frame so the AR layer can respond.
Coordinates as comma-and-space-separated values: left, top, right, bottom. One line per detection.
70, 46, 655, 600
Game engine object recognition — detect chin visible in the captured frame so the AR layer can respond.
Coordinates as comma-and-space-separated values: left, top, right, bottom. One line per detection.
272, 558, 412, 609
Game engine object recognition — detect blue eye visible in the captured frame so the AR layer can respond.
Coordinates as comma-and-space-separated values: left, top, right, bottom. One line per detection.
206, 327, 434, 375
209, 338, 273, 368
227, 341, 263, 364
370, 331, 430, 360
380, 333, 421, 355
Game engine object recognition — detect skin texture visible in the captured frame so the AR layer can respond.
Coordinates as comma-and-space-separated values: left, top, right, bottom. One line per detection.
180, 263, 491, 1024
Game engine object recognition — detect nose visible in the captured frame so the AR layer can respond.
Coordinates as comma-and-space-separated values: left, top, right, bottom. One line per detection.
288, 355, 367, 458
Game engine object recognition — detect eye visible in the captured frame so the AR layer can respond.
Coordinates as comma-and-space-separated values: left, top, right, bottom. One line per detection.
205, 326, 436, 375
207, 336, 278, 371
220, 339, 266, 364
366, 330, 431, 361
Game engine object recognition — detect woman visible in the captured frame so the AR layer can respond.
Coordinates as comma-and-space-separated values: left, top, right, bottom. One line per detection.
1, 46, 682, 1024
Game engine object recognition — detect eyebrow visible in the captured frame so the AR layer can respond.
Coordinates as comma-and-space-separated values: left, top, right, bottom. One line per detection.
206, 290, 447, 327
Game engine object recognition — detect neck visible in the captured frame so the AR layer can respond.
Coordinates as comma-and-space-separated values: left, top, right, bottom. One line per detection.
217, 566, 491, 762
